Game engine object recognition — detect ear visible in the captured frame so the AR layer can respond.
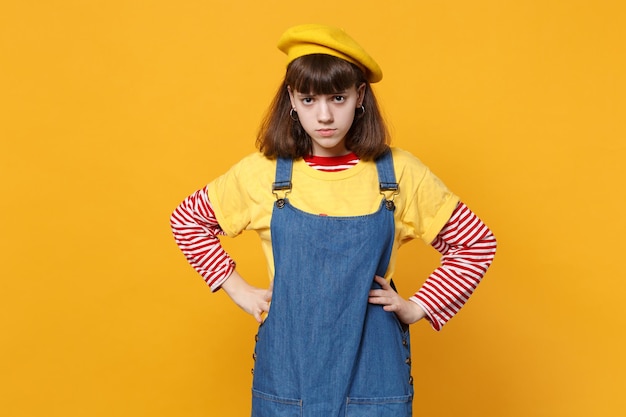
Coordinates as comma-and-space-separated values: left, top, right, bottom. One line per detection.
287, 86, 296, 108
356, 83, 366, 107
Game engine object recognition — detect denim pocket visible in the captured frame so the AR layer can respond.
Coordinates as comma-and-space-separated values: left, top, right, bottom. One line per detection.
346, 395, 412, 417
251, 389, 302, 417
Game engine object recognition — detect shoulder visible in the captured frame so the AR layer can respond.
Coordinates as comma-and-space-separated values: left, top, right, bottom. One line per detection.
388, 148, 460, 243
209, 152, 277, 195
389, 147, 430, 180
220, 152, 277, 182
389, 146, 455, 199
231, 152, 276, 171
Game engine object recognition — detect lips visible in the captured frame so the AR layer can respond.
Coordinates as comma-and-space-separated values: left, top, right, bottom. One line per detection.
316, 129, 336, 137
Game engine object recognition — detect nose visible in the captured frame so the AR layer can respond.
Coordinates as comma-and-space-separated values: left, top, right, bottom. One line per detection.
317, 101, 333, 123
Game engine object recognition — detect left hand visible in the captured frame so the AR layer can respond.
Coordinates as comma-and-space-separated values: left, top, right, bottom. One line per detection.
368, 275, 426, 325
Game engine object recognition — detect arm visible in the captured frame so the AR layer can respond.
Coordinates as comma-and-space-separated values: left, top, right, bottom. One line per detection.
170, 186, 235, 290
170, 187, 273, 321
411, 202, 497, 330
369, 202, 496, 328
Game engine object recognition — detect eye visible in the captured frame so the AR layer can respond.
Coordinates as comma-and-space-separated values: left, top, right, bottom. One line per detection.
301, 97, 314, 104
333, 95, 346, 103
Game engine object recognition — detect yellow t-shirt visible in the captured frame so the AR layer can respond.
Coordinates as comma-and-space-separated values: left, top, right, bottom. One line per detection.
208, 147, 459, 281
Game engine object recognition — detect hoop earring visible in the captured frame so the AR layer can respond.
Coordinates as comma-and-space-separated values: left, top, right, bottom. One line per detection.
356, 104, 366, 116
289, 108, 298, 121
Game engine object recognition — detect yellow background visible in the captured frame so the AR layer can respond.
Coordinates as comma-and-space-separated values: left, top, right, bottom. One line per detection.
1, 1, 624, 416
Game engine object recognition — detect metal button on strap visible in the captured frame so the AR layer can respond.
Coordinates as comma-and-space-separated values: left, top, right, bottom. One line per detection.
405, 357, 411, 365
402, 339, 408, 347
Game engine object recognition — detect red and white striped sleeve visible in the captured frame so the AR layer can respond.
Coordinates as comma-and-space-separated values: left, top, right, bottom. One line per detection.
170, 186, 235, 292
410, 202, 497, 331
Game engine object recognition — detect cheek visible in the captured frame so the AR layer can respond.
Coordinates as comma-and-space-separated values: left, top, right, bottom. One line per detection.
339, 109, 357, 125
297, 110, 314, 123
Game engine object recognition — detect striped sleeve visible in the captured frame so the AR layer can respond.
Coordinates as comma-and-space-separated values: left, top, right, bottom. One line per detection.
170, 186, 235, 291
410, 202, 497, 331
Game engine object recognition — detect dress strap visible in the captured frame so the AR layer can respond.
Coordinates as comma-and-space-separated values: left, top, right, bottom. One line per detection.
272, 157, 293, 207
375, 149, 399, 210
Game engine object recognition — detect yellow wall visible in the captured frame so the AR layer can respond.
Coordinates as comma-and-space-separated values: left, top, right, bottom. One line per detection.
1, 1, 624, 416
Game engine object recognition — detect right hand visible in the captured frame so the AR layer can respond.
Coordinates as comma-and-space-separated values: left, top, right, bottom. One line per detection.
221, 269, 273, 323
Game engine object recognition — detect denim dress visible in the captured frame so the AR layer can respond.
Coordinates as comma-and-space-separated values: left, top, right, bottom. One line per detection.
251, 151, 414, 417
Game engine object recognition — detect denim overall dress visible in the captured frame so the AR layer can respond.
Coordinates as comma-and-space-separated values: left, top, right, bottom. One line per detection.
251, 151, 413, 417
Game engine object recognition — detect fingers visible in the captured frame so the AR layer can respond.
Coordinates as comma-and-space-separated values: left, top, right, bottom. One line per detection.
373, 275, 389, 288
369, 275, 401, 310
241, 285, 272, 323
369, 275, 392, 298
254, 298, 271, 324
253, 303, 267, 323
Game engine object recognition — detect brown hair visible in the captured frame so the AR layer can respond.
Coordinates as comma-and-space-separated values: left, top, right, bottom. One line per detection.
256, 54, 390, 160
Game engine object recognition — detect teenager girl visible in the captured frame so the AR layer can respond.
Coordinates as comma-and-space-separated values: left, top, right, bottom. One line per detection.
171, 23, 497, 417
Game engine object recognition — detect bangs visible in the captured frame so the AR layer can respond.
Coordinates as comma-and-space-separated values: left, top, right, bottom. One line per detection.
286, 54, 365, 94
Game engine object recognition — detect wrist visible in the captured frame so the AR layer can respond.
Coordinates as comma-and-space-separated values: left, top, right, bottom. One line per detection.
220, 269, 245, 296
407, 299, 427, 324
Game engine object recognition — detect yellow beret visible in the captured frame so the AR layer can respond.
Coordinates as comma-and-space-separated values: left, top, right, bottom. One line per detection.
277, 24, 383, 83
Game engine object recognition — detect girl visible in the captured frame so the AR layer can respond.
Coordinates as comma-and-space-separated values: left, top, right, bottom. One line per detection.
171, 24, 496, 417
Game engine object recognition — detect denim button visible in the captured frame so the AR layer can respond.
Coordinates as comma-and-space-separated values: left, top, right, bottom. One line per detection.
409, 376, 413, 385
405, 357, 411, 365
253, 353, 257, 361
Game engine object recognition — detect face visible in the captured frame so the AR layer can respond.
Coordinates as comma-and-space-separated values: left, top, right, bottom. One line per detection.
289, 84, 365, 157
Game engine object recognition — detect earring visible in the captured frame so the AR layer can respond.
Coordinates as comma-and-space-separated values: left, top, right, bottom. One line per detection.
356, 104, 366, 116
289, 108, 298, 121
